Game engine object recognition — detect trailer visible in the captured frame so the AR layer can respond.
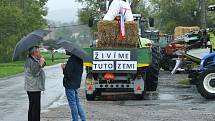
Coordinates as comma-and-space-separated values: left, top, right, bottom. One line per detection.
84, 14, 160, 101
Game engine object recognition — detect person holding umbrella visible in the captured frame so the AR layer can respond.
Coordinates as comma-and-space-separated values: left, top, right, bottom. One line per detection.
61, 50, 87, 121
12, 29, 50, 121
24, 46, 46, 121
57, 40, 89, 121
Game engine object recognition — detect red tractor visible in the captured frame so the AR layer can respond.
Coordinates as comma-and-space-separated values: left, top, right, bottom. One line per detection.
159, 34, 185, 71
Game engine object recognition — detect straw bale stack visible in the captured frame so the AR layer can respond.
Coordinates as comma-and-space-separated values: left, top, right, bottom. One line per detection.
96, 20, 139, 48
174, 26, 200, 37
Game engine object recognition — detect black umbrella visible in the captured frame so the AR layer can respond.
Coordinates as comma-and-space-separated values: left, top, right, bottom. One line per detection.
12, 29, 51, 61
57, 40, 91, 61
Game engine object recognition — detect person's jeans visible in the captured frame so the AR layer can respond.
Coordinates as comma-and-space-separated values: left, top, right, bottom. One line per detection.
27, 91, 41, 121
65, 88, 86, 121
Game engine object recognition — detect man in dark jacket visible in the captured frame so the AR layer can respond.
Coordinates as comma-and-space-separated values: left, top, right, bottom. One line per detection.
62, 51, 86, 121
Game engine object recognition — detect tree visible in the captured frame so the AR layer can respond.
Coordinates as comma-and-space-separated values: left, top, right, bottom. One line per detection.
132, 0, 150, 17
149, 0, 215, 34
0, 6, 26, 62
0, 0, 48, 62
207, 0, 215, 28
77, 0, 150, 31
77, 0, 106, 31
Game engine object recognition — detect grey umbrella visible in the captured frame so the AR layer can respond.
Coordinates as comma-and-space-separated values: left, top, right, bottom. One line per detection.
57, 40, 91, 61
12, 29, 51, 61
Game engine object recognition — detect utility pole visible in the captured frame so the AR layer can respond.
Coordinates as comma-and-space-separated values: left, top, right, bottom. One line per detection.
200, 0, 207, 28
48, 25, 51, 40
20, 0, 25, 9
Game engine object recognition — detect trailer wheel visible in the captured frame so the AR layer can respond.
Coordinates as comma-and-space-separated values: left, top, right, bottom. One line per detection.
196, 70, 215, 99
86, 91, 96, 101
146, 46, 160, 91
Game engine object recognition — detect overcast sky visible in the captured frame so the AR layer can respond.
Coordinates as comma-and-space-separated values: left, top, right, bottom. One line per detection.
46, 0, 82, 11
46, 0, 82, 23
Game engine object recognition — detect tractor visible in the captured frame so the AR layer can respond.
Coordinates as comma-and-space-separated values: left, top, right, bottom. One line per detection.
170, 5, 215, 99
83, 2, 160, 100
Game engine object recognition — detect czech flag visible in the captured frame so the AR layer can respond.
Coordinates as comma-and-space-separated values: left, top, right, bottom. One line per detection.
120, 15, 125, 41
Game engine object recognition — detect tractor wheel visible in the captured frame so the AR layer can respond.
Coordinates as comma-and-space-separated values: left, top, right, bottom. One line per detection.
196, 69, 215, 99
160, 53, 175, 71
160, 50, 169, 71
160, 56, 170, 71
86, 91, 96, 101
146, 46, 160, 91
168, 59, 176, 71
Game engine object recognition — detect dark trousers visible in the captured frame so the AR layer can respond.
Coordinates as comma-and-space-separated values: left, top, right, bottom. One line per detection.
27, 91, 41, 121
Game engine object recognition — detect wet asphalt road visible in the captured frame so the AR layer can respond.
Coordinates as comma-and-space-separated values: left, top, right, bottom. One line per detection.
1, 65, 215, 121
42, 71, 215, 121
0, 64, 65, 121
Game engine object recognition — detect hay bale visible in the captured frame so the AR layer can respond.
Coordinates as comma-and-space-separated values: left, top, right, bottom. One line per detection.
174, 26, 200, 37
97, 20, 138, 48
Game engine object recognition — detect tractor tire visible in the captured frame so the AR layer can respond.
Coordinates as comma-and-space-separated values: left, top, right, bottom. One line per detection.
86, 91, 96, 101
168, 59, 176, 71
146, 46, 160, 91
196, 69, 215, 99
160, 50, 169, 71
160, 52, 176, 71
160, 56, 170, 71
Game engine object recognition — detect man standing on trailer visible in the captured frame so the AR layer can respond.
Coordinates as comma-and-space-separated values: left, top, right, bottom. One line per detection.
104, 0, 134, 21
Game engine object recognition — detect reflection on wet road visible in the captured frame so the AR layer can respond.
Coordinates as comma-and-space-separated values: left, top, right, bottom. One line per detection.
0, 65, 65, 121
1, 65, 215, 121
78, 71, 215, 121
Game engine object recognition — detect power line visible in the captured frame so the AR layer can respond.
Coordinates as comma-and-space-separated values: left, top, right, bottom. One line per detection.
47, 24, 86, 29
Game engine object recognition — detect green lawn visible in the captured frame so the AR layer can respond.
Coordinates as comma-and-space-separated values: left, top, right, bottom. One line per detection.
0, 61, 24, 78
42, 52, 68, 60
0, 52, 68, 78
177, 79, 191, 85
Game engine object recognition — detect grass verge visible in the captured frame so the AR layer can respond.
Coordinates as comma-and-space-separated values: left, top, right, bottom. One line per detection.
0, 52, 68, 78
177, 79, 191, 85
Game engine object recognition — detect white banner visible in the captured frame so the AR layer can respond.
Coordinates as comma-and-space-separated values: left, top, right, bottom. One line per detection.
116, 61, 137, 71
93, 61, 114, 71
93, 51, 131, 60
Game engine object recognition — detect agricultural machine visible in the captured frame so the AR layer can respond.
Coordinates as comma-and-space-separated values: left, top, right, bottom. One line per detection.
83, 2, 160, 100
170, 5, 215, 99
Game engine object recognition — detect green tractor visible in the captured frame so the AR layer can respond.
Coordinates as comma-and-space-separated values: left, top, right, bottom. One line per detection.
83, 13, 160, 101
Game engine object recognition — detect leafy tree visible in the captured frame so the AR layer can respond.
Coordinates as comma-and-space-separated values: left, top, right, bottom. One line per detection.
0, 0, 48, 62
77, 0, 149, 31
149, 0, 215, 34
207, 0, 215, 27
132, 0, 150, 17
0, 6, 26, 62
77, 0, 106, 31
21, 0, 48, 33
